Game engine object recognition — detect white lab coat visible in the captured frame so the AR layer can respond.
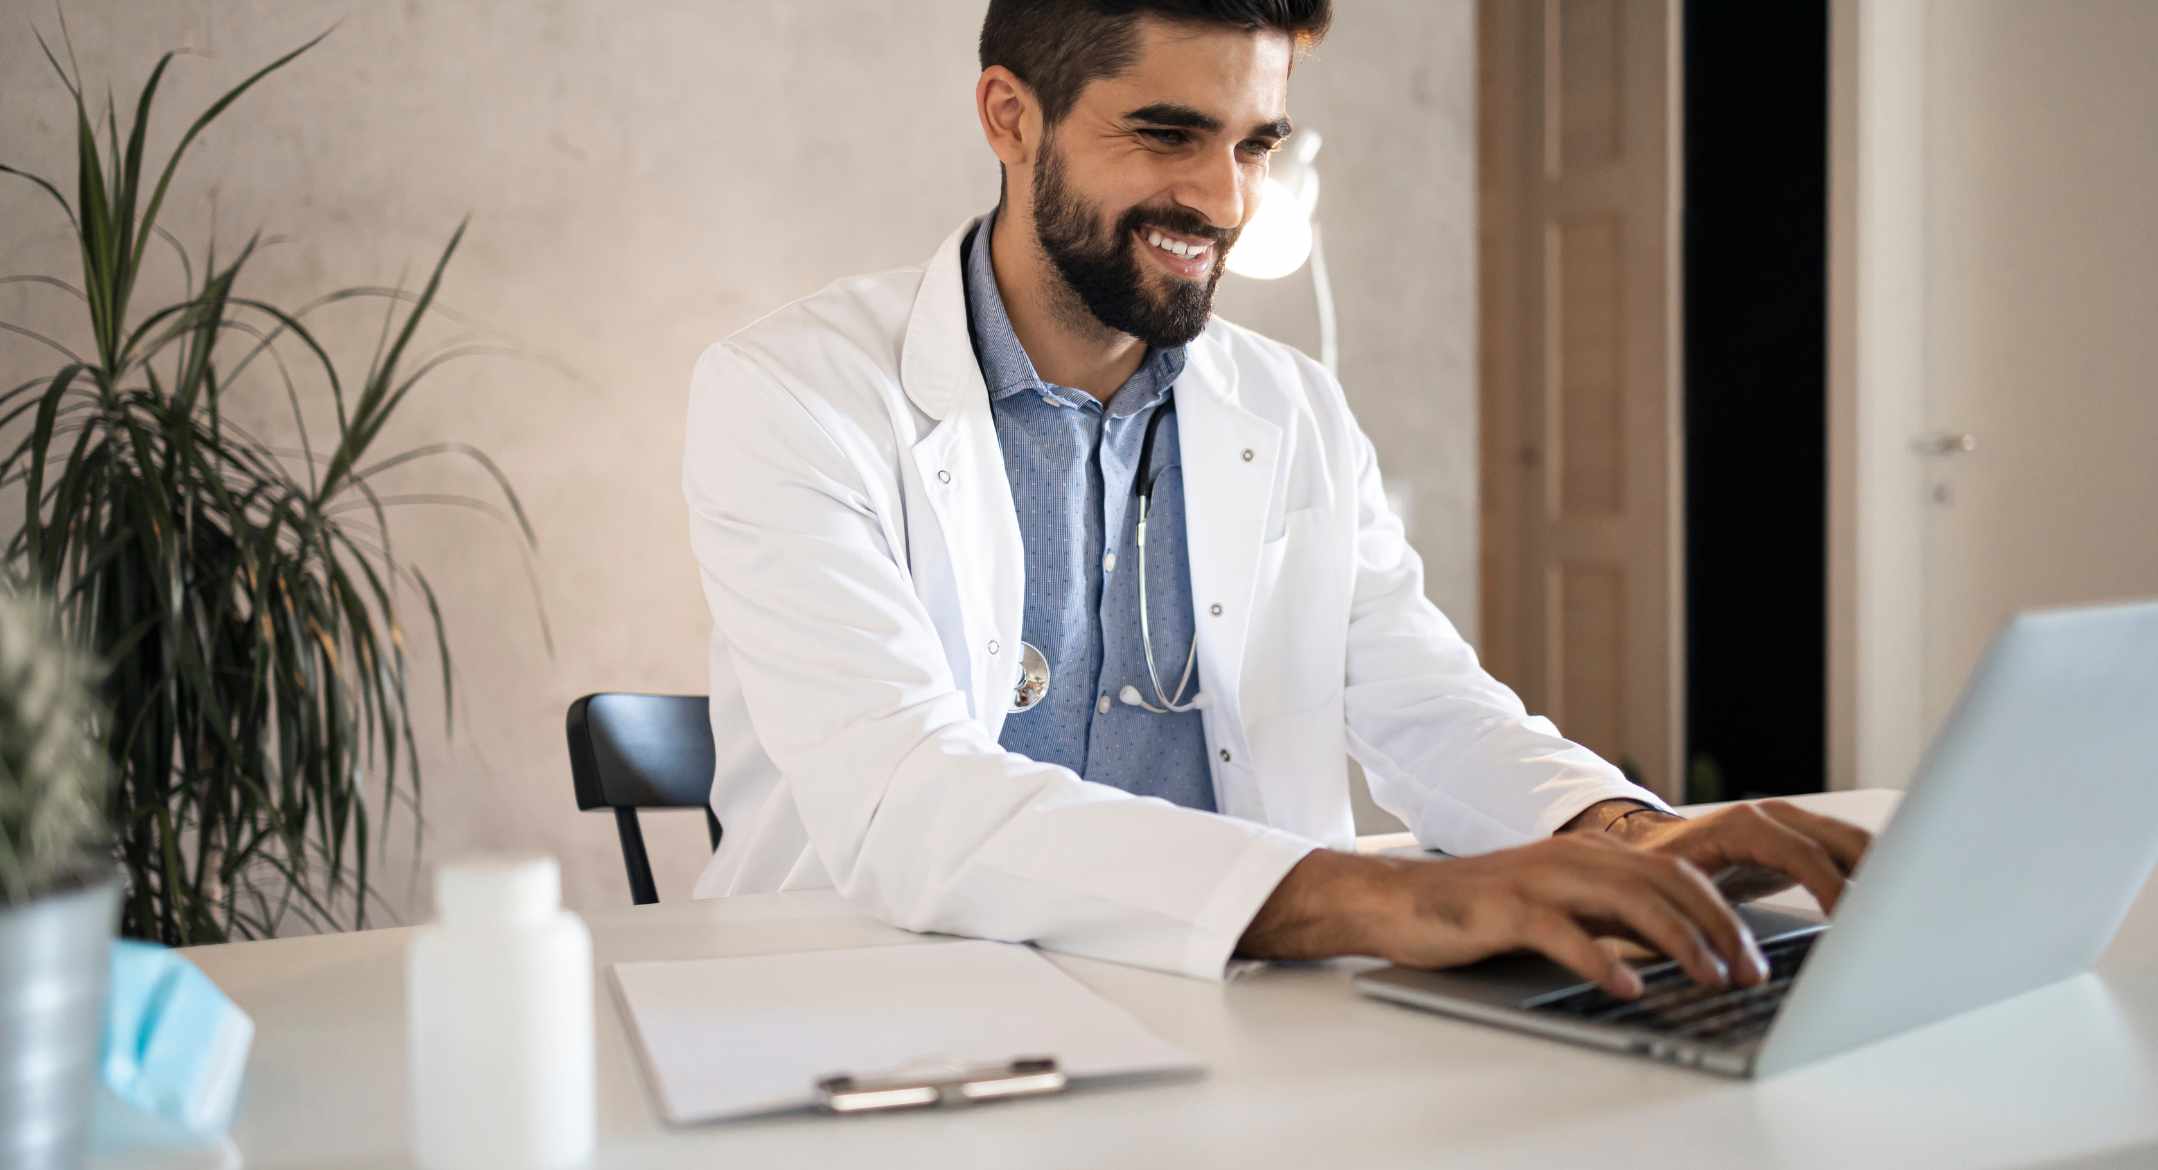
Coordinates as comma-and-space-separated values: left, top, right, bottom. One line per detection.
682, 217, 1667, 979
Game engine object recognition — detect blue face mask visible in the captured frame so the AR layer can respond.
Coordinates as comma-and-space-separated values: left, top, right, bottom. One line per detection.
101, 940, 254, 1136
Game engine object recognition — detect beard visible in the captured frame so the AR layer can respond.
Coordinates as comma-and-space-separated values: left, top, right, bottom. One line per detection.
1028, 136, 1238, 349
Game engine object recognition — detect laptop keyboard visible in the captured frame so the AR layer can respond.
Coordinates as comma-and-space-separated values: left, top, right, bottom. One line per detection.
1525, 930, 1820, 1047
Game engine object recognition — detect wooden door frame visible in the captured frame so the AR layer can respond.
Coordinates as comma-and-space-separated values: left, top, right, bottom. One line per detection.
1825, 0, 1928, 792
1476, 0, 1530, 704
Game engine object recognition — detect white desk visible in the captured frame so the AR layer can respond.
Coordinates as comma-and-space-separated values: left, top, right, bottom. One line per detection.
164, 790, 2158, 1169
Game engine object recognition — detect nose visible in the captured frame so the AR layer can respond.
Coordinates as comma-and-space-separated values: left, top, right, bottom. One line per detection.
1169, 146, 1249, 236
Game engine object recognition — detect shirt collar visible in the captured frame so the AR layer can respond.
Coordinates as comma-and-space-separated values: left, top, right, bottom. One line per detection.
961, 207, 1185, 417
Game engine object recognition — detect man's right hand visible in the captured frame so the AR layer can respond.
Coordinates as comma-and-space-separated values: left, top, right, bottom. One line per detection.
1236, 835, 1770, 999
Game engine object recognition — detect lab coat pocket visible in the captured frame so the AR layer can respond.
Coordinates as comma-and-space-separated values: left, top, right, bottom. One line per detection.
1245, 507, 1346, 717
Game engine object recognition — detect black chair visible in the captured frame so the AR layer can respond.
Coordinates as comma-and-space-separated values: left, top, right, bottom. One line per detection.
565, 693, 722, 905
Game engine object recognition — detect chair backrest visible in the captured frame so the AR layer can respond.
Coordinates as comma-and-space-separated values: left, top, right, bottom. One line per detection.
565, 693, 720, 905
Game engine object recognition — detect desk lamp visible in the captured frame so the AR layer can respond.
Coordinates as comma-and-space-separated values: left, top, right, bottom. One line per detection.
1226, 129, 1335, 373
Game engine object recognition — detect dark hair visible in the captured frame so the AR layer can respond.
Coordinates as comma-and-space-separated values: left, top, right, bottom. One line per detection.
978, 0, 1332, 126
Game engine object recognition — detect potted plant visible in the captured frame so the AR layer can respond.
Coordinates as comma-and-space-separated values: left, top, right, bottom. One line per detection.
0, 585, 120, 1170
1, 23, 539, 947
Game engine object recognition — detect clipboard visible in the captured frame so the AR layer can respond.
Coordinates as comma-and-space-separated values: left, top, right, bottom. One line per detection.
611, 939, 1203, 1123
814, 1056, 1067, 1113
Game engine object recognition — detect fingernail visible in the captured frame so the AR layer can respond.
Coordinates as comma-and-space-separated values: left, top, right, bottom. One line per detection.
1711, 956, 1731, 987
1747, 945, 1769, 982
1618, 967, 1644, 998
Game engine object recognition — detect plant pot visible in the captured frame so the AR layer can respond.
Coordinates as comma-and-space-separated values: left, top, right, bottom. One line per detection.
0, 871, 122, 1170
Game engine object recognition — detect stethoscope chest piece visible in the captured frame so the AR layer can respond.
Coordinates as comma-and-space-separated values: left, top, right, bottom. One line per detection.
1009, 640, 1051, 714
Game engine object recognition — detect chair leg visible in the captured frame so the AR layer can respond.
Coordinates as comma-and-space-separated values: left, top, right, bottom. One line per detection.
613, 808, 660, 905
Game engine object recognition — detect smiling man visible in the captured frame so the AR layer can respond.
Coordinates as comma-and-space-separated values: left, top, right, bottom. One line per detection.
682, 0, 1871, 998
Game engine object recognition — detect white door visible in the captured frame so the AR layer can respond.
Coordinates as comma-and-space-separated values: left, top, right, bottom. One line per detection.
1917, 1, 2158, 733
1832, 0, 2158, 787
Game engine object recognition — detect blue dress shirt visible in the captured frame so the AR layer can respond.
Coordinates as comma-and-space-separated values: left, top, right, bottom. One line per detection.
961, 211, 1216, 812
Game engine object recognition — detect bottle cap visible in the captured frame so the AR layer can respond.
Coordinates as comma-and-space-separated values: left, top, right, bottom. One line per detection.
435, 854, 560, 926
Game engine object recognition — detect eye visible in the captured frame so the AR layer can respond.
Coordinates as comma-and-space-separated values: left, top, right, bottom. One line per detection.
1138, 128, 1190, 147
1240, 140, 1278, 161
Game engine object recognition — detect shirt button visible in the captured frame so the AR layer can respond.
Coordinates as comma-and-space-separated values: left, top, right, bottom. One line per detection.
1219, 749, 1233, 763
987, 639, 1000, 655
1241, 448, 1255, 462
1102, 552, 1117, 573
1097, 693, 1111, 715
937, 469, 951, 484
1209, 603, 1223, 616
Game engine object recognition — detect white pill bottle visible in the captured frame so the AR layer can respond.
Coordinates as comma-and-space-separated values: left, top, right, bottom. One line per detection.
408, 855, 594, 1170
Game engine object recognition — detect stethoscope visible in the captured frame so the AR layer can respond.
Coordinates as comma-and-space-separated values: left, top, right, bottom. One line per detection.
1009, 403, 1204, 716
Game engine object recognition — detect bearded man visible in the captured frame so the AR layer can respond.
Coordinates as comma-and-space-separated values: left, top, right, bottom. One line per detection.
681, 0, 1870, 995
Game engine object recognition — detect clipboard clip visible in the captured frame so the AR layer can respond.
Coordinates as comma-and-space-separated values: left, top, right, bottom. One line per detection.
815, 1057, 1068, 1114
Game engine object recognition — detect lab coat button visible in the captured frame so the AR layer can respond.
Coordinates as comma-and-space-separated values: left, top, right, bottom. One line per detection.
987, 639, 1000, 655
1219, 749, 1232, 763
1241, 448, 1254, 462
1209, 603, 1223, 616
937, 469, 951, 484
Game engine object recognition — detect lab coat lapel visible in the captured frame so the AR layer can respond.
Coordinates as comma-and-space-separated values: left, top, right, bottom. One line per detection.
901, 220, 1025, 735
1174, 337, 1283, 724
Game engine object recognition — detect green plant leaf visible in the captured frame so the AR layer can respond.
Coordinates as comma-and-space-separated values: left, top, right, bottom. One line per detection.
319, 218, 468, 500
111, 53, 178, 317
0, 320, 85, 364
129, 26, 339, 287
22, 365, 84, 575
0, 273, 87, 301
0, 162, 81, 233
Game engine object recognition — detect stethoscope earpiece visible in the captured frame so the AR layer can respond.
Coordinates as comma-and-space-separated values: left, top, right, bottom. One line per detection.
1118, 684, 1208, 714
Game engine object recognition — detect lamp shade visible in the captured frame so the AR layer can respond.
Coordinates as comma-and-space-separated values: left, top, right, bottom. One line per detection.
1226, 131, 1322, 280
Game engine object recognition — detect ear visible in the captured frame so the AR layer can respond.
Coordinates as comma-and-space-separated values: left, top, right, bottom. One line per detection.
976, 65, 1039, 170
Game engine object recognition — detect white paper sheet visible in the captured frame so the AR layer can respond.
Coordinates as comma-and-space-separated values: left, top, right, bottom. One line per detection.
611, 939, 1202, 1123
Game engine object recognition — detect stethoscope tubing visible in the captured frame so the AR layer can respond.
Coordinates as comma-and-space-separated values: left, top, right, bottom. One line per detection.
1126, 403, 1202, 715
1009, 400, 1202, 716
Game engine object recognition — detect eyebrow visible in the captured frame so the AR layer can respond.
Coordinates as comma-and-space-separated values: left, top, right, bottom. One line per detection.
1121, 102, 1294, 142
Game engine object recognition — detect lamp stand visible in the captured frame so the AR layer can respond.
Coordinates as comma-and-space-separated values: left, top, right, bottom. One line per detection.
1309, 222, 1339, 375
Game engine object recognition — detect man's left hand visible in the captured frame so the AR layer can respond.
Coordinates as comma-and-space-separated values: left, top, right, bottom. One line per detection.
1596, 801, 1874, 914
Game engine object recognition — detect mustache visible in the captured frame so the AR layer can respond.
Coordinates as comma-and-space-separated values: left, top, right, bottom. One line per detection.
1115, 205, 1236, 248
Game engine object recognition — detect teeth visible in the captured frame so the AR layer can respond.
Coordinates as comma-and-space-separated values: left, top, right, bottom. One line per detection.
1142, 229, 1208, 260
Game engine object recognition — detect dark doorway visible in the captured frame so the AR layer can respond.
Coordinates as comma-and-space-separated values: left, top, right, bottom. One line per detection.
1682, 1, 1828, 802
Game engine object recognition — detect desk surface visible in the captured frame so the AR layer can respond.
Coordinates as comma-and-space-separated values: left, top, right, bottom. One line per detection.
160, 790, 2158, 1170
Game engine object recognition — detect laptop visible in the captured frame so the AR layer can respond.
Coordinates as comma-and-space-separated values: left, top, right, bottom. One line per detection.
1354, 600, 2158, 1077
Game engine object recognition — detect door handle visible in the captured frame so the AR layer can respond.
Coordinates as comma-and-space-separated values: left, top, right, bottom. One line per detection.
1912, 432, 1978, 456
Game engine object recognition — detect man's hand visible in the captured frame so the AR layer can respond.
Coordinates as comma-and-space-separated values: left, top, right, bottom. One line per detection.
1607, 800, 1874, 914
1237, 835, 1771, 1000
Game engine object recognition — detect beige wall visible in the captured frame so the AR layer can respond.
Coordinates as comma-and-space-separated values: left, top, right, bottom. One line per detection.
1, 0, 1467, 920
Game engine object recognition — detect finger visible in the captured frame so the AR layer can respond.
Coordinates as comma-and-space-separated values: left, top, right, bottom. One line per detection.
1551, 842, 1758, 984
1711, 863, 1796, 906
1757, 801, 1873, 875
1520, 910, 1644, 1000
1550, 865, 1733, 989
1629, 853, 1769, 985
1729, 813, 1850, 914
